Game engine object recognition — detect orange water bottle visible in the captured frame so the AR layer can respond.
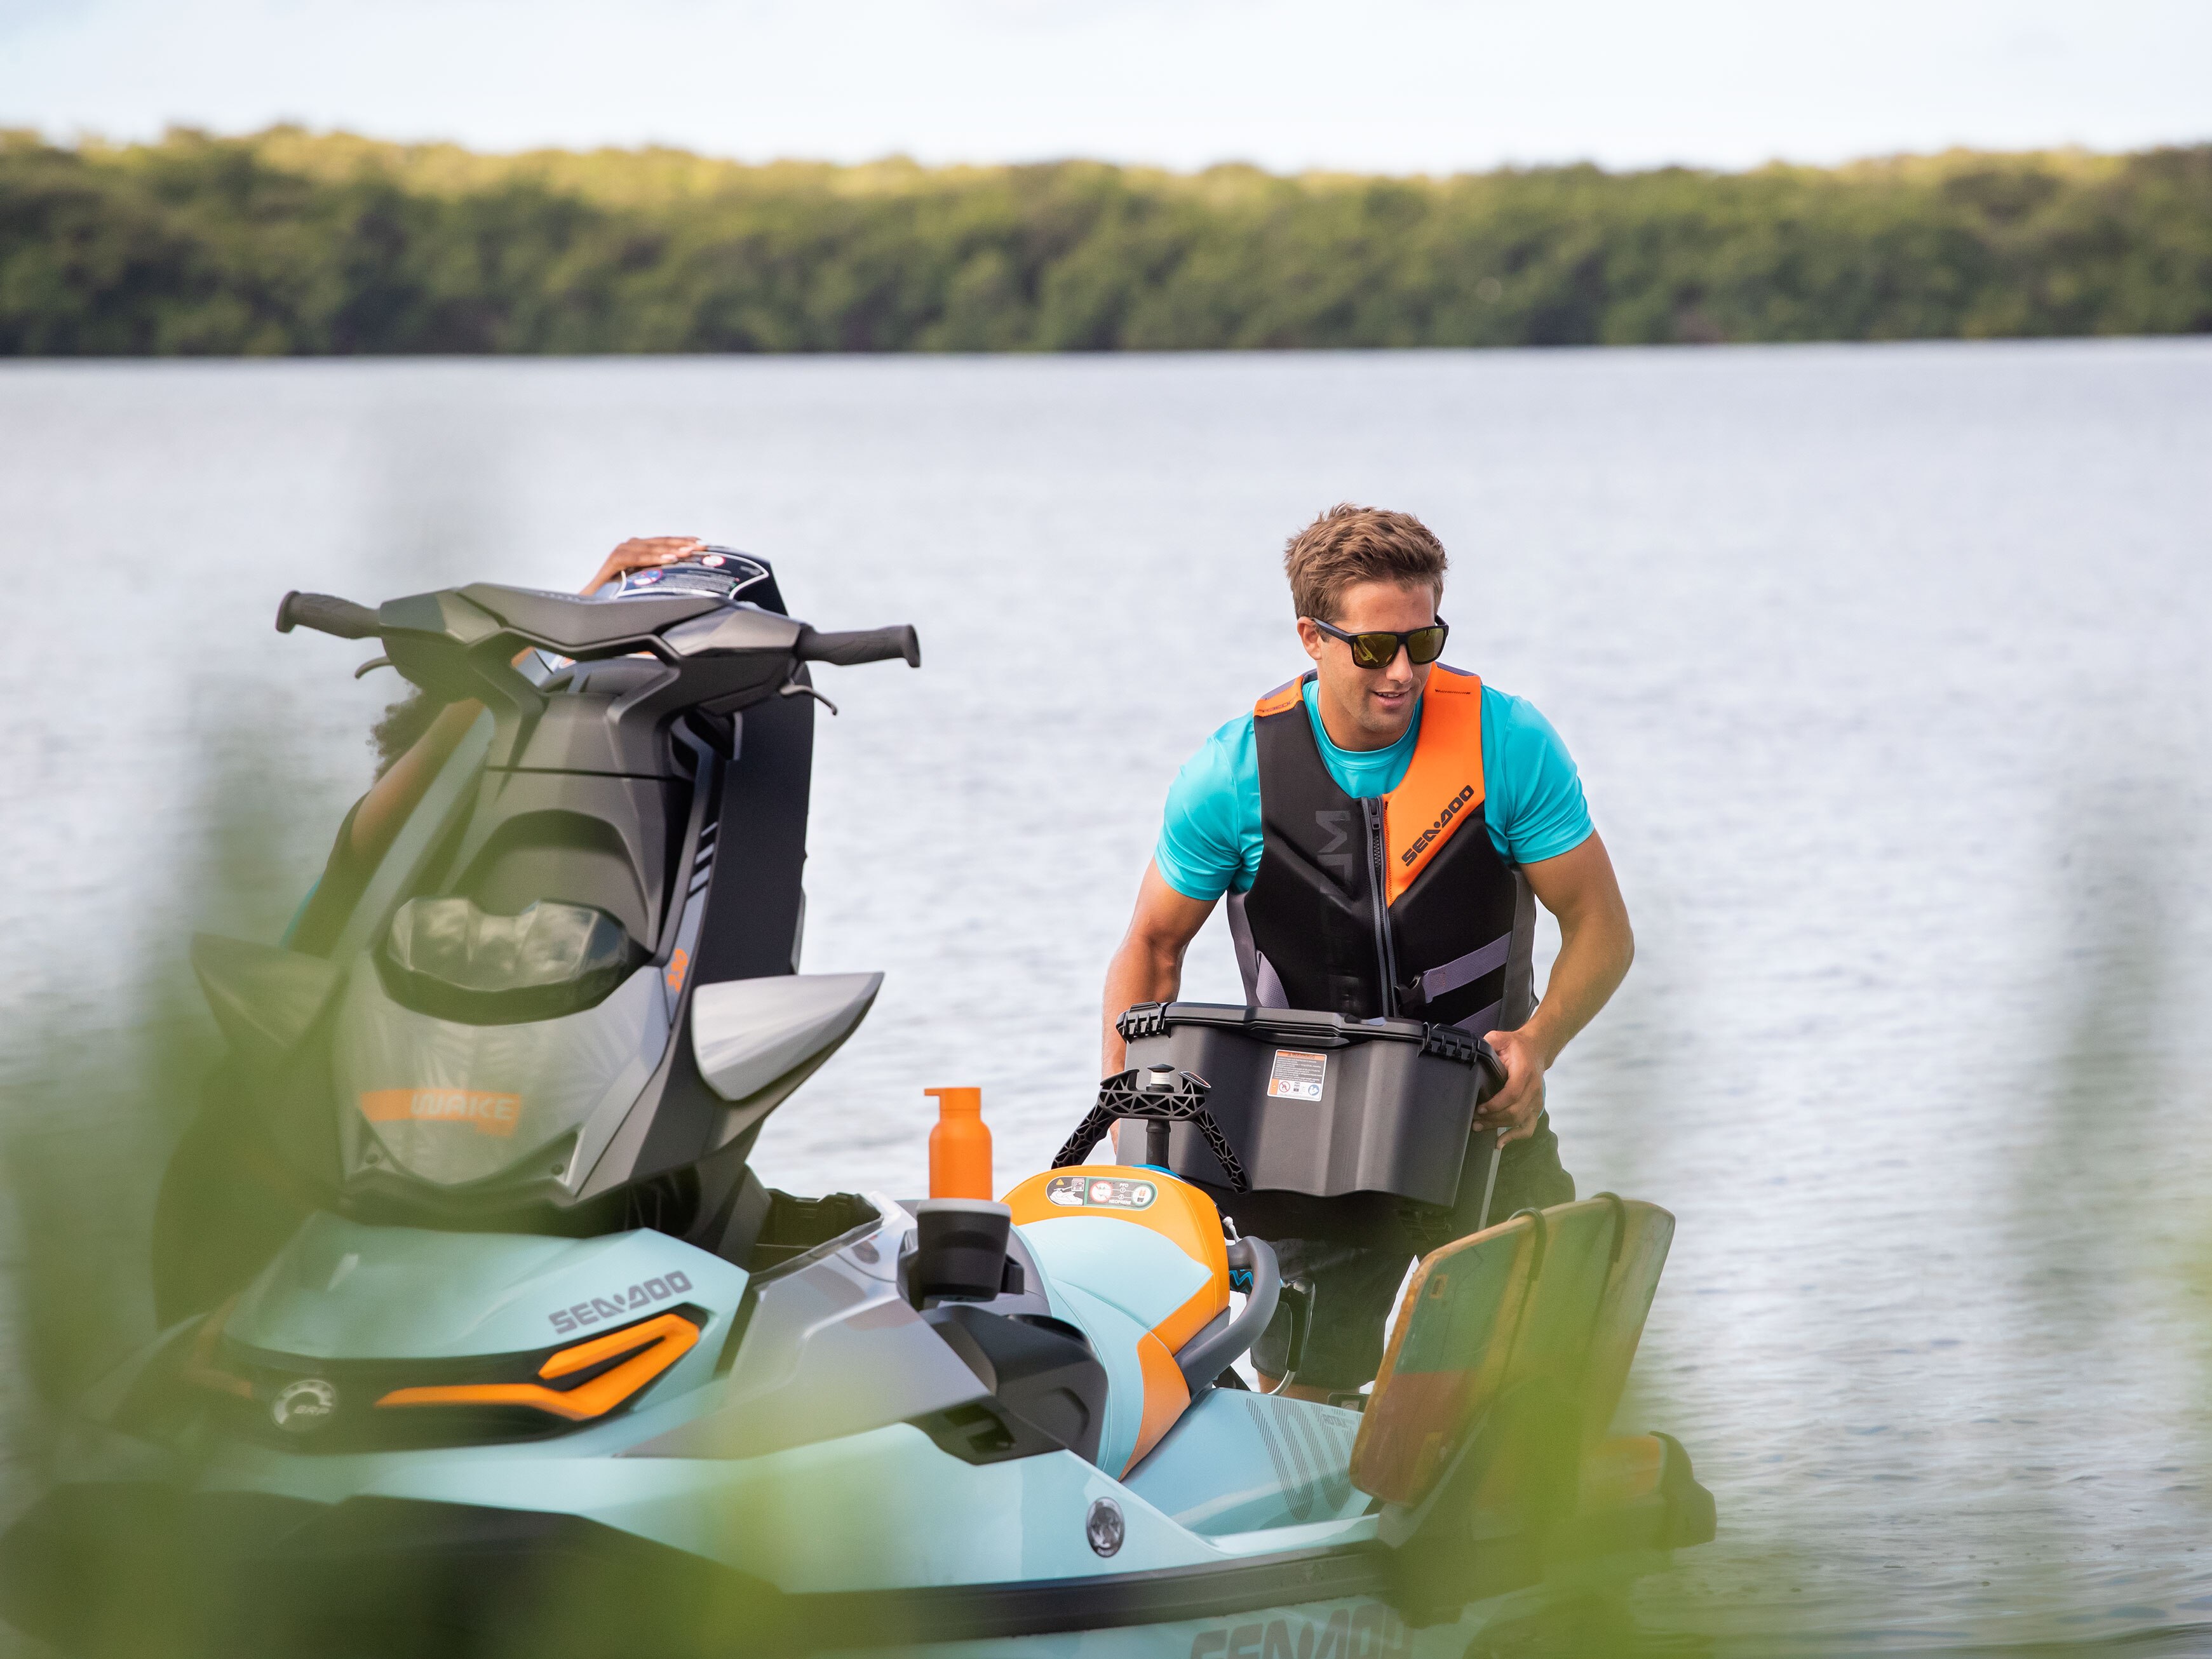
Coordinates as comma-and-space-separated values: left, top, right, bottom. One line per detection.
925, 1087, 992, 1200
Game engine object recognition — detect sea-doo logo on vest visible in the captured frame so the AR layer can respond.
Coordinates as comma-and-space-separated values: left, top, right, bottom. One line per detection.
270, 1376, 339, 1434
1400, 785, 1476, 866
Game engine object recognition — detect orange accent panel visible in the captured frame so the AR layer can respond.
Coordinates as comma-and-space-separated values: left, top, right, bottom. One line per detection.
664, 948, 689, 993
358, 1087, 522, 1138
1002, 1167, 1231, 1288
1382, 666, 1486, 905
1253, 677, 1307, 719
375, 1312, 698, 1422
1123, 1331, 1192, 1474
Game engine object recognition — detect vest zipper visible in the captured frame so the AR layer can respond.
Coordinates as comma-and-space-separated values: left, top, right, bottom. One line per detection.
1363, 796, 1399, 1016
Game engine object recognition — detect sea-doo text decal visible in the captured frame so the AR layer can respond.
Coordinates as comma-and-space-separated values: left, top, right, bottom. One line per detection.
549, 1271, 693, 1333
1400, 784, 1476, 866
358, 1088, 521, 1138
1189, 1602, 1411, 1659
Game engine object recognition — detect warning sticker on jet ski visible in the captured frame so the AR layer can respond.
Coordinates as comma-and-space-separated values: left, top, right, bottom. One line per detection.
1045, 1174, 1157, 1210
1266, 1049, 1328, 1101
358, 1088, 521, 1137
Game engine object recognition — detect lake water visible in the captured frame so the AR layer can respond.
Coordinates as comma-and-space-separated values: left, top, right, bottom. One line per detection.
3, 342, 2210, 1653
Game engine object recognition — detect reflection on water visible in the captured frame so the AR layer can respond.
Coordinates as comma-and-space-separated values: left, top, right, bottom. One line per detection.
2, 343, 2210, 1651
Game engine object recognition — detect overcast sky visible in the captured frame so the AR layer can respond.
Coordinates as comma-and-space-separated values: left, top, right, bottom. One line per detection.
4, 0, 2207, 174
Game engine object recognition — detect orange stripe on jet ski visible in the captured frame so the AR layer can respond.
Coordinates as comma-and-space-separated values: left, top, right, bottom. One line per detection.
1384, 666, 1485, 906
1253, 677, 1307, 719
375, 1312, 698, 1422
1125, 1332, 1192, 1474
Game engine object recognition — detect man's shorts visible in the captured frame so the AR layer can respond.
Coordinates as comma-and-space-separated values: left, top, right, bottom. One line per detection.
1248, 1113, 1575, 1392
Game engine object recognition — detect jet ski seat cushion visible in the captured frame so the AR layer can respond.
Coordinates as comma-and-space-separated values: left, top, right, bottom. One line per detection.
1004, 1168, 1232, 1476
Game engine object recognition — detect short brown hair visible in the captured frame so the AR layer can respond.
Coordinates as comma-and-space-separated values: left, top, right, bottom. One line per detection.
1283, 504, 1448, 620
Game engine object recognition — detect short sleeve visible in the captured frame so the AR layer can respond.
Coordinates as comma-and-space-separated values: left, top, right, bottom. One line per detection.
1153, 714, 1260, 901
1482, 690, 1594, 866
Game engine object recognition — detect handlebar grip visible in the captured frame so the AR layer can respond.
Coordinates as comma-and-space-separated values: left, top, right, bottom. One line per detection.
276, 591, 381, 640
795, 624, 921, 669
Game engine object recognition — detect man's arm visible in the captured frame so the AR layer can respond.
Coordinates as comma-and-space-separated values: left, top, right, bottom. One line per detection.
1102, 863, 1218, 1074
1479, 831, 1633, 1142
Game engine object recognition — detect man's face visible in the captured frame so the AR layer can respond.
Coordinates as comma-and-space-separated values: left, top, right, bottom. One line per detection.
1295, 578, 1439, 748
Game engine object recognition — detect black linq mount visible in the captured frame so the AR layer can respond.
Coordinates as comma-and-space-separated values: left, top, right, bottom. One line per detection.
1053, 1066, 1250, 1193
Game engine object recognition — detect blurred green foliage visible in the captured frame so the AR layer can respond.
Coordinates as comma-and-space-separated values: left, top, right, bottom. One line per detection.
1, 128, 2206, 354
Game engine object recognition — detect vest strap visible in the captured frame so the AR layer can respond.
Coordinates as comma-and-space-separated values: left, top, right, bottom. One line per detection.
1403, 932, 1514, 1008
1452, 1001, 1505, 1037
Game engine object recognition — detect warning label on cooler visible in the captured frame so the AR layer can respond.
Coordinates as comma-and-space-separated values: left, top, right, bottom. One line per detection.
1266, 1049, 1328, 1101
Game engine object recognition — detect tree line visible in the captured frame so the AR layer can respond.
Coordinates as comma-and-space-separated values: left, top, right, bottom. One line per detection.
2, 127, 2206, 354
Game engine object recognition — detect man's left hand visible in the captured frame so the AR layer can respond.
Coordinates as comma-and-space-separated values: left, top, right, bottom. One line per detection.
1475, 1026, 1548, 1143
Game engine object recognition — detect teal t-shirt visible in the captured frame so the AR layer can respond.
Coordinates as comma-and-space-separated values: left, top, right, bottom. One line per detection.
1154, 678, 1593, 902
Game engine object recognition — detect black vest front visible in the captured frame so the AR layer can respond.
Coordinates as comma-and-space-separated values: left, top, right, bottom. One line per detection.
1228, 671, 1535, 1034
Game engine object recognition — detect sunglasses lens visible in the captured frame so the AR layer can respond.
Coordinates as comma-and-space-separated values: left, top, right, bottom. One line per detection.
1350, 633, 1398, 669
1406, 626, 1447, 665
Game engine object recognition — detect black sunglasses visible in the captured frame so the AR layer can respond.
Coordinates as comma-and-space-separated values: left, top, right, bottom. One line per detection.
1306, 614, 1450, 670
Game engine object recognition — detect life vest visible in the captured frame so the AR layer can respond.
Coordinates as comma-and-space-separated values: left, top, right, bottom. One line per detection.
1226, 668, 1535, 1034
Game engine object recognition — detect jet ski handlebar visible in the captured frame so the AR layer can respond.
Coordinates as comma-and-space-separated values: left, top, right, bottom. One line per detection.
274, 581, 922, 727
793, 624, 922, 669
275, 591, 381, 641
274, 584, 915, 668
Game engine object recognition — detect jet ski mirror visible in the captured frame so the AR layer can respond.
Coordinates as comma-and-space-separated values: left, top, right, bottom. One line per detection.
691, 974, 884, 1104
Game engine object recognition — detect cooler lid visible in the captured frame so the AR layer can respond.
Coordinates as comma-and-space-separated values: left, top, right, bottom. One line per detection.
1116, 1001, 1486, 1065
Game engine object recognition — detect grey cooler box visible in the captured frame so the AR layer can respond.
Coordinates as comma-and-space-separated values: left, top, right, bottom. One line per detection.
1116, 1002, 1501, 1246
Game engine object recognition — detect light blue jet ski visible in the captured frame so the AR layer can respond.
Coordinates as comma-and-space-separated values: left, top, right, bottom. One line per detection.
0, 553, 1713, 1658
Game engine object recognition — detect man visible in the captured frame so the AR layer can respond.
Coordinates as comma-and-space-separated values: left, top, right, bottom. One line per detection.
1100, 505, 1633, 1402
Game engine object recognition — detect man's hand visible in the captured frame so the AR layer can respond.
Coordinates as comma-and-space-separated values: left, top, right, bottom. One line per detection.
1475, 1025, 1548, 1143
583, 535, 705, 595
